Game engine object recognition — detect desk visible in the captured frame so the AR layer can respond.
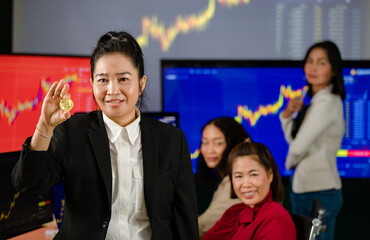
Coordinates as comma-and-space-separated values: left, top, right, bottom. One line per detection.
7, 220, 58, 240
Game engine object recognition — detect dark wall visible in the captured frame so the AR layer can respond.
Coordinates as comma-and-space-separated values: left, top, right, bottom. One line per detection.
0, 0, 12, 53
335, 179, 370, 240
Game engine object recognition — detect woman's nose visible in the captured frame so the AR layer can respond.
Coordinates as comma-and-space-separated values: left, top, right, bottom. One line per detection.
241, 177, 251, 187
309, 63, 317, 72
107, 81, 120, 94
203, 145, 212, 154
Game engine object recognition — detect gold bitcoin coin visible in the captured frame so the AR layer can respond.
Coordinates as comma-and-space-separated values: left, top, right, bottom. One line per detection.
59, 98, 74, 111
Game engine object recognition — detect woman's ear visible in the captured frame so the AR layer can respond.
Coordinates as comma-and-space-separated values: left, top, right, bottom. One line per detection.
139, 75, 147, 95
268, 169, 273, 184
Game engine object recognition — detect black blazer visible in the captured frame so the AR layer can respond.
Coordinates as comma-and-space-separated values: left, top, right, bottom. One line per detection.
12, 111, 198, 240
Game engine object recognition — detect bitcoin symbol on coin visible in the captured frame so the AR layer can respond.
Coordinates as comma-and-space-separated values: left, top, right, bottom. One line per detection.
59, 98, 74, 111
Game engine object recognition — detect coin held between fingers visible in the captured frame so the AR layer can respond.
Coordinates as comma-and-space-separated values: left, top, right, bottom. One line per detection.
59, 98, 74, 111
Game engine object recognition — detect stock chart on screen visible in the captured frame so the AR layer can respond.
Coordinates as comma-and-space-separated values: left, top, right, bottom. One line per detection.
0, 151, 53, 238
0, 54, 92, 153
162, 60, 370, 178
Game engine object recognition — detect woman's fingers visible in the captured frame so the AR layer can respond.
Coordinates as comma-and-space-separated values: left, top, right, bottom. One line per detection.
47, 81, 59, 97
63, 93, 71, 99
46, 79, 69, 99
54, 79, 66, 98
62, 110, 71, 120
60, 82, 70, 99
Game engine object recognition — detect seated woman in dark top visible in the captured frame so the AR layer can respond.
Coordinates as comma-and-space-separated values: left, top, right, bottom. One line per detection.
195, 117, 250, 238
202, 140, 296, 240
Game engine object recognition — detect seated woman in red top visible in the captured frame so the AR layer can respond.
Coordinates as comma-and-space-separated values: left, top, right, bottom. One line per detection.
202, 140, 296, 240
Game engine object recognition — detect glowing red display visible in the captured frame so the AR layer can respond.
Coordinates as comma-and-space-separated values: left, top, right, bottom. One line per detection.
0, 54, 93, 153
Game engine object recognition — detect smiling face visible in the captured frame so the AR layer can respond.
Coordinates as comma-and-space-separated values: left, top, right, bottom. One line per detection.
200, 124, 227, 169
91, 53, 146, 126
304, 47, 334, 94
232, 155, 273, 208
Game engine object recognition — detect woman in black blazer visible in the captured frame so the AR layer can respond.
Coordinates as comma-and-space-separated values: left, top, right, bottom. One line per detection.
11, 31, 198, 240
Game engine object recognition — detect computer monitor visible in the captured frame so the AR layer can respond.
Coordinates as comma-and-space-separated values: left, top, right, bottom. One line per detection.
0, 54, 91, 154
142, 112, 179, 127
0, 151, 53, 238
162, 60, 370, 178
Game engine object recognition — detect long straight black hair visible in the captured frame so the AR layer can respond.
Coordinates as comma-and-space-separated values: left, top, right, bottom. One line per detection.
196, 117, 250, 186
303, 40, 346, 100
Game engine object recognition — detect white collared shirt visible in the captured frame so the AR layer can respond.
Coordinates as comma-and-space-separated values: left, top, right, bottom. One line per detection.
103, 111, 152, 240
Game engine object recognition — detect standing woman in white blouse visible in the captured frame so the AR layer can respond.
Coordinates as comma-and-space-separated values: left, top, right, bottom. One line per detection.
12, 31, 198, 240
279, 41, 346, 240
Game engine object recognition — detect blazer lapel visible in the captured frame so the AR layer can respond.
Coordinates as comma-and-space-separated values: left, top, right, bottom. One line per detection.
140, 116, 158, 217
88, 111, 112, 208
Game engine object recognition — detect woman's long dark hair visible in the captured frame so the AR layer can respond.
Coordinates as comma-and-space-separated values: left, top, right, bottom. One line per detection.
303, 40, 346, 100
196, 117, 250, 187
292, 41, 346, 139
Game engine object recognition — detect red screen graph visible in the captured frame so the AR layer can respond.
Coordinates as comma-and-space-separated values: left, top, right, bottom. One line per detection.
0, 54, 93, 153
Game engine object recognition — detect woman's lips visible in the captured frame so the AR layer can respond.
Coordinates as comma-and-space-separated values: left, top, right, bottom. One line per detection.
106, 99, 124, 106
205, 157, 217, 162
242, 190, 256, 199
307, 74, 317, 79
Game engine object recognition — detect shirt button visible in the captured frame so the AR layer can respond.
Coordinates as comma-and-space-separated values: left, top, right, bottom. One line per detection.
102, 221, 108, 229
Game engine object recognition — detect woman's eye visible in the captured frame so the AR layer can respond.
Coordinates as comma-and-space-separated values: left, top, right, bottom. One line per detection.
98, 78, 108, 83
120, 77, 128, 81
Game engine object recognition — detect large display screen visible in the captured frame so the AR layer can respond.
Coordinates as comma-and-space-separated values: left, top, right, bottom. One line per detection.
13, 0, 370, 112
0, 54, 92, 153
0, 151, 53, 238
162, 60, 370, 178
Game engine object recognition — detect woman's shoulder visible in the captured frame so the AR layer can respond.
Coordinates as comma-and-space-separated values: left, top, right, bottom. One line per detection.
254, 202, 296, 239
69, 110, 99, 120
216, 176, 234, 193
66, 111, 100, 126
312, 86, 342, 104
260, 201, 292, 220
212, 203, 245, 226
141, 114, 182, 134
226, 202, 246, 213
221, 175, 230, 182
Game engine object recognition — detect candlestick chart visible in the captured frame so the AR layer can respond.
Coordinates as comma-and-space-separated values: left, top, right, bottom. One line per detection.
0, 151, 54, 237
136, 0, 251, 52
0, 55, 91, 153
189, 84, 305, 159
0, 192, 19, 222
234, 85, 306, 126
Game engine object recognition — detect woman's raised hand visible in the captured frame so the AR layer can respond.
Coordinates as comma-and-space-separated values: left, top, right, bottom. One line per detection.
30, 79, 73, 150
282, 97, 305, 119
38, 79, 72, 132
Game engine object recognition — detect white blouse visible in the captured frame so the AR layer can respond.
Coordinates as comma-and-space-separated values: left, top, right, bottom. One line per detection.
280, 85, 344, 193
103, 112, 152, 240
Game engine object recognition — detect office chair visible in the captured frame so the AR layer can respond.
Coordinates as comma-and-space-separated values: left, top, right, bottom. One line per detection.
309, 199, 327, 240
290, 198, 327, 240
290, 212, 313, 240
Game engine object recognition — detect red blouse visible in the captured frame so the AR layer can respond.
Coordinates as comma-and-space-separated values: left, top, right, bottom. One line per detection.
202, 190, 296, 240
